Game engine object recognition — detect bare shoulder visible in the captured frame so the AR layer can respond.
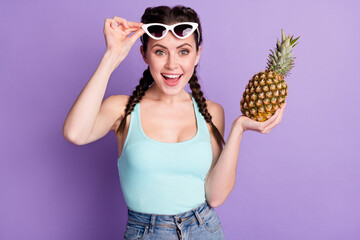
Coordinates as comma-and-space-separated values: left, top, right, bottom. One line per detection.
104, 94, 130, 114
206, 99, 225, 136
105, 94, 130, 107
206, 99, 225, 118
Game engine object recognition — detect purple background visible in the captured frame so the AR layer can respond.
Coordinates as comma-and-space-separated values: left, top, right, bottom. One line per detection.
1, 0, 359, 239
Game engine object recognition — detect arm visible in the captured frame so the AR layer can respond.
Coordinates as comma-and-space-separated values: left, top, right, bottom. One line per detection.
63, 51, 123, 145
62, 17, 144, 144
205, 116, 243, 208
62, 51, 120, 144
205, 103, 287, 207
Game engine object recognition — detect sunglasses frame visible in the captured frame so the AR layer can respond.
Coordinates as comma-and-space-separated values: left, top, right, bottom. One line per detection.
141, 22, 200, 43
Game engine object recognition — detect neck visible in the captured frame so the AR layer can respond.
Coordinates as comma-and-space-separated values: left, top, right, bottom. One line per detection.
146, 84, 191, 104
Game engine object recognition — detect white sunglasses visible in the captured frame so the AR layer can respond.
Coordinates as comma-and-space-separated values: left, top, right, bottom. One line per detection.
141, 22, 200, 43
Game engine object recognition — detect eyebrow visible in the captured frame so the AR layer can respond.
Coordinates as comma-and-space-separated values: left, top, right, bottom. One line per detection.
151, 43, 193, 49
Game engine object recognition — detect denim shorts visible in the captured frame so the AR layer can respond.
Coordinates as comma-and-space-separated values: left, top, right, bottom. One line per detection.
123, 201, 225, 240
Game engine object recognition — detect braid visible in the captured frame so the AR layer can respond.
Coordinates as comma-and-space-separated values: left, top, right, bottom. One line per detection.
189, 69, 225, 151
116, 67, 154, 135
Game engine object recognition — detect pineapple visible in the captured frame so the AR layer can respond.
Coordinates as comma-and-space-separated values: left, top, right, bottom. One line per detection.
240, 29, 300, 122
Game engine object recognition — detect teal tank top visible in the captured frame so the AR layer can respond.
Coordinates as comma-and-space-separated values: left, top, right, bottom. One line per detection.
117, 92, 213, 215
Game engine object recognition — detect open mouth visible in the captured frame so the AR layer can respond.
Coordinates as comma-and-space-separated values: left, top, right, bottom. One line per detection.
161, 74, 183, 86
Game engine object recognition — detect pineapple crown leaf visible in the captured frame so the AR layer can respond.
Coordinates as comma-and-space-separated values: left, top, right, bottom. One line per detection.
290, 36, 300, 46
281, 29, 286, 42
266, 29, 300, 77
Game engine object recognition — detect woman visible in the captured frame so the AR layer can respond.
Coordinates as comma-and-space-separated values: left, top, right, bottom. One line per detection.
63, 5, 286, 240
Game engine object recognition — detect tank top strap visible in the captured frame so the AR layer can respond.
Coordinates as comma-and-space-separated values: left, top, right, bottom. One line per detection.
187, 92, 211, 142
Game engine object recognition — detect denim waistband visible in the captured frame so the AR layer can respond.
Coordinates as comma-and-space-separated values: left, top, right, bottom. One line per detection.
126, 201, 211, 231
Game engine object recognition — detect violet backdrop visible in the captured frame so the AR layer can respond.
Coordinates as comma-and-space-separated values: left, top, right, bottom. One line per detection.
1, 0, 359, 239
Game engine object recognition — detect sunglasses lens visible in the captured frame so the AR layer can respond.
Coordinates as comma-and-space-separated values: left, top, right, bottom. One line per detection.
174, 24, 194, 38
147, 25, 167, 38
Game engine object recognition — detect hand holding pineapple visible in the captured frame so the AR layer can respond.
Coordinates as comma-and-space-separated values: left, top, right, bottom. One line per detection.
240, 29, 299, 123
235, 102, 286, 134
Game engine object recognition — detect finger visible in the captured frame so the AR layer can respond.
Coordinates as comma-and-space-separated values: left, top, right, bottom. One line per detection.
262, 105, 286, 133
110, 20, 120, 30
277, 103, 287, 121
110, 20, 117, 29
124, 27, 143, 35
264, 107, 281, 126
112, 17, 143, 29
122, 27, 143, 38
260, 108, 281, 133
104, 18, 113, 29
129, 28, 145, 44
126, 21, 144, 28
107, 19, 119, 30
113, 16, 129, 28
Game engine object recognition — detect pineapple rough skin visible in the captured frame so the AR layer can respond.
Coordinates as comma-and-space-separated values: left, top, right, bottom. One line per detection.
240, 70, 287, 122
240, 29, 298, 122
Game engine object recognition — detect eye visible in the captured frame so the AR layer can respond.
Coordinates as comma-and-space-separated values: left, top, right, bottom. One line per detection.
155, 50, 165, 55
180, 49, 189, 55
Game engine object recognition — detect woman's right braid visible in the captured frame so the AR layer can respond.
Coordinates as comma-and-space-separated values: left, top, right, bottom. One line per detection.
116, 67, 154, 135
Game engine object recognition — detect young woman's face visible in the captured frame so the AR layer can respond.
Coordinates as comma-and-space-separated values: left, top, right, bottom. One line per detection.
140, 31, 201, 95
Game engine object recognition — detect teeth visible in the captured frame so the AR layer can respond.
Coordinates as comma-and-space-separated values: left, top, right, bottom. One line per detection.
162, 74, 181, 78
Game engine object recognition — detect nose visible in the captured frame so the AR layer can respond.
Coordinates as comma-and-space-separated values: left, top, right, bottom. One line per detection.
165, 53, 178, 70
